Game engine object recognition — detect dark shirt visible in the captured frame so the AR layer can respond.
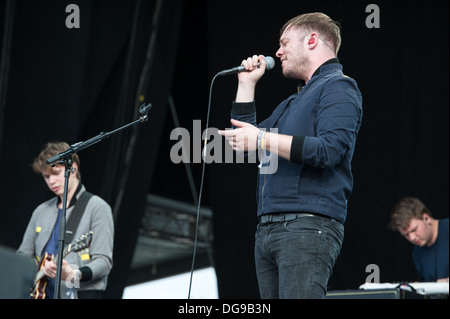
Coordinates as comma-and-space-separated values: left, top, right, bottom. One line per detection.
413, 218, 449, 281
43, 208, 63, 299
231, 61, 363, 223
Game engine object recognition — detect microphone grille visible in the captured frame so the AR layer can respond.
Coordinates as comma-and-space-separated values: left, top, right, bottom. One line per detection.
265, 56, 275, 70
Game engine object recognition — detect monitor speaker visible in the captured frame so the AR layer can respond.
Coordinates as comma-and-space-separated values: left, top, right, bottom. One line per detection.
0, 245, 36, 299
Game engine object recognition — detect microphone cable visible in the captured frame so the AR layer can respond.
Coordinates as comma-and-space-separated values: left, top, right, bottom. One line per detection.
187, 72, 220, 299
186, 58, 274, 297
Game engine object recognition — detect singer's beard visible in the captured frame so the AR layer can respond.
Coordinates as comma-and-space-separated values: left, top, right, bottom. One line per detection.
282, 55, 311, 81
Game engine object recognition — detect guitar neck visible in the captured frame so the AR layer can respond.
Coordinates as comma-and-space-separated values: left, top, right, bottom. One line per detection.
62, 243, 72, 258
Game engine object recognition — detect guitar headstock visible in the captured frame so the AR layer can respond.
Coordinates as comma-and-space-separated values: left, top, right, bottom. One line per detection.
69, 231, 93, 253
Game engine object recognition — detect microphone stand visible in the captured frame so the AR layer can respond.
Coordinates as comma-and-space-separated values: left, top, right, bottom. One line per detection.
46, 103, 151, 299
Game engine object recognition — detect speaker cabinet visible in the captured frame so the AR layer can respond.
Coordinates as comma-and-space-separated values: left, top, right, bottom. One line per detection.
0, 246, 36, 299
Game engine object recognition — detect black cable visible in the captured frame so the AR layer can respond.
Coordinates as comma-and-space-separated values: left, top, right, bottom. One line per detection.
187, 73, 220, 299
0, 0, 16, 154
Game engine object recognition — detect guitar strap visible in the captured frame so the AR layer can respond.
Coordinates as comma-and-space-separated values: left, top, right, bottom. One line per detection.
65, 191, 93, 244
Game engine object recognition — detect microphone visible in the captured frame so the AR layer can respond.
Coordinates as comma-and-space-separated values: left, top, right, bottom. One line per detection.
217, 56, 275, 76
139, 103, 152, 115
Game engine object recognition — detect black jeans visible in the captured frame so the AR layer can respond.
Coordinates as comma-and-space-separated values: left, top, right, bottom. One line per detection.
77, 290, 104, 299
254, 214, 344, 299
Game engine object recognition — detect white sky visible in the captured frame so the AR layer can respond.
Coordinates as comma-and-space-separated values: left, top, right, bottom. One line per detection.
122, 267, 218, 299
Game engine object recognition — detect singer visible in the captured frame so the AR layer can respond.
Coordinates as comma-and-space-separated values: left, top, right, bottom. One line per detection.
218, 12, 363, 299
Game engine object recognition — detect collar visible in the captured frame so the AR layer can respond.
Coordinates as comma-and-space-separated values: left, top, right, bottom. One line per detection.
56, 181, 83, 208
297, 58, 340, 93
311, 57, 340, 78
69, 182, 84, 207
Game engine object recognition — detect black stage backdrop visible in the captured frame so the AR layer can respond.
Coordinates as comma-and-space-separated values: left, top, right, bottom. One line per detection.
0, 0, 448, 299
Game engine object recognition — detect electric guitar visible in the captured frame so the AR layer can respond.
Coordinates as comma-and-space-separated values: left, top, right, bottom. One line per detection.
29, 231, 93, 299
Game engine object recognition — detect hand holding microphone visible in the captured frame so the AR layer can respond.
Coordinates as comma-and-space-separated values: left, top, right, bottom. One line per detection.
217, 55, 275, 76
220, 55, 274, 102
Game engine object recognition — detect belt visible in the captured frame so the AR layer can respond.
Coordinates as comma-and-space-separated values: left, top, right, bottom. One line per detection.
259, 212, 315, 225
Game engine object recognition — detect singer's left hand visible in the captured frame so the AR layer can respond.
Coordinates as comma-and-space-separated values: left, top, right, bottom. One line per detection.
218, 119, 259, 152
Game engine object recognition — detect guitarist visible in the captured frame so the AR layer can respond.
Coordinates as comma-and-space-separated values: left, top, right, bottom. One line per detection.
17, 142, 114, 299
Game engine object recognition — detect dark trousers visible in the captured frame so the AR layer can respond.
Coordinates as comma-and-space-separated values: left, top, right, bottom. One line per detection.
254, 214, 344, 299
77, 290, 104, 299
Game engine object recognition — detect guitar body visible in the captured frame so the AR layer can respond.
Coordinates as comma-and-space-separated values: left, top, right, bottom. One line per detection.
29, 231, 92, 299
30, 252, 54, 299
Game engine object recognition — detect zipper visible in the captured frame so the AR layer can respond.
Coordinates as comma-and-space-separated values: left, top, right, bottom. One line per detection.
260, 153, 272, 212
261, 172, 267, 212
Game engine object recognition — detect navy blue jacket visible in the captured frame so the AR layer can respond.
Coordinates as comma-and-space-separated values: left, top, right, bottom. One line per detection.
231, 61, 363, 224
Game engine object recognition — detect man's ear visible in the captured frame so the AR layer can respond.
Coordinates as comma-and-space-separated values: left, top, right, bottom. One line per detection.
422, 213, 431, 224
307, 33, 319, 48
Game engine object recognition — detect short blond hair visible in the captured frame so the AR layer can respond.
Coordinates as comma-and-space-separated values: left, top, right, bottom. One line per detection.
281, 12, 342, 54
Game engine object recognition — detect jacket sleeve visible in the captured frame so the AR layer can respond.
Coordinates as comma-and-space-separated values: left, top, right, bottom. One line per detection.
78, 196, 114, 282
301, 77, 363, 168
17, 213, 38, 259
231, 100, 257, 126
